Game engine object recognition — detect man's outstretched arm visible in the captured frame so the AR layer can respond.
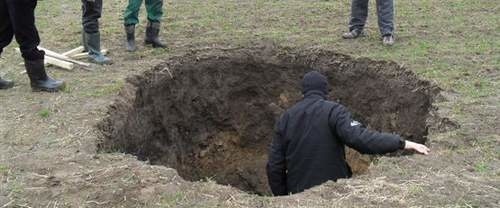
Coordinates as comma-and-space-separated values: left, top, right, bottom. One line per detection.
266, 118, 288, 196
329, 104, 430, 155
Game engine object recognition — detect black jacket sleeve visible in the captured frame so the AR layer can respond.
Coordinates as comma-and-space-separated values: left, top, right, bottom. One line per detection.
329, 104, 405, 154
266, 114, 288, 196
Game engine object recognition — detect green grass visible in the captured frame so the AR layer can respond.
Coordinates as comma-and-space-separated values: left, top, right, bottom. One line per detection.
0, 164, 7, 175
38, 109, 51, 118
408, 184, 425, 196
0, 0, 497, 207
80, 80, 124, 98
159, 191, 187, 207
474, 162, 489, 173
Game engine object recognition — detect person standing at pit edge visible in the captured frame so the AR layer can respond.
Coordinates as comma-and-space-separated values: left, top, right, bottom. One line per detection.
123, 0, 166, 52
342, 0, 396, 46
266, 71, 430, 196
81, 0, 112, 65
0, 0, 65, 92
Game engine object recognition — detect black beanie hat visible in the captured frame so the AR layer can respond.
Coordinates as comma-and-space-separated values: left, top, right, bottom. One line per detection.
302, 71, 329, 95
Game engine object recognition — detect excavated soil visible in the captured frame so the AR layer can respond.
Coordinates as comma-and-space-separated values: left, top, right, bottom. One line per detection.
97, 47, 439, 196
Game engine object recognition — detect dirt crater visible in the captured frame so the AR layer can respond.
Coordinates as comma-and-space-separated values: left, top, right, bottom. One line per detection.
97, 47, 439, 196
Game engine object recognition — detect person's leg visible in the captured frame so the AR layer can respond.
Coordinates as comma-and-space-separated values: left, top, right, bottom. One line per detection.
81, 0, 101, 34
124, 0, 143, 26
5, 0, 43, 60
144, 0, 166, 48
6, 0, 64, 92
376, 0, 394, 36
81, 0, 100, 52
343, 0, 369, 39
145, 0, 163, 23
82, 0, 111, 64
124, 0, 143, 51
376, 0, 395, 45
0, 0, 15, 89
0, 0, 14, 56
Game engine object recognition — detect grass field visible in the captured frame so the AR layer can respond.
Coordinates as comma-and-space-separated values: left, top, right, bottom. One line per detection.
0, 0, 498, 207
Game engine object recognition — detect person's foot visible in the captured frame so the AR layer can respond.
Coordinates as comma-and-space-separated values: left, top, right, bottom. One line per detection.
88, 53, 113, 65
382, 35, 395, 46
125, 25, 137, 52
24, 59, 66, 92
0, 77, 14, 89
145, 21, 167, 48
84, 31, 113, 65
342, 30, 365, 39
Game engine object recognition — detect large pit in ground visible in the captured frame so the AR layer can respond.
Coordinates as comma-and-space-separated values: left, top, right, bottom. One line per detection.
97, 47, 438, 196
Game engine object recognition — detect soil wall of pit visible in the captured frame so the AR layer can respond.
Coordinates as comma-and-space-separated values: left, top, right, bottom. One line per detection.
97, 47, 438, 195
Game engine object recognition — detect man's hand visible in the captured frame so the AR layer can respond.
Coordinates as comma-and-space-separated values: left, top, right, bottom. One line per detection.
404, 140, 430, 155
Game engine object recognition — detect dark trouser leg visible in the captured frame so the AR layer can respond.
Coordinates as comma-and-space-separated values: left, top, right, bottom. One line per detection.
376, 0, 394, 36
349, 0, 369, 32
5, 0, 44, 60
1, 0, 17, 89
0, 0, 14, 56
81, 0, 102, 34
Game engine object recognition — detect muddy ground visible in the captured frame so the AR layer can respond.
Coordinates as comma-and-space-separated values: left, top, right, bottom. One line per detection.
0, 0, 499, 207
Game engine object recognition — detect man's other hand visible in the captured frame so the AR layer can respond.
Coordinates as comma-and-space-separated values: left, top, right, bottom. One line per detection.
404, 140, 430, 155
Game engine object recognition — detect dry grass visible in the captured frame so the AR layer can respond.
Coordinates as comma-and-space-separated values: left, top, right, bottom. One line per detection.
0, 0, 498, 207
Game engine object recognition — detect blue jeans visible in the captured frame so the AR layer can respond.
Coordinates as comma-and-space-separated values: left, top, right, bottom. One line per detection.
348, 0, 394, 36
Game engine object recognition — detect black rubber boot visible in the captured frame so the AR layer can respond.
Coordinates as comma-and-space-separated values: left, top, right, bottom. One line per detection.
145, 21, 166, 48
82, 32, 88, 52
0, 76, 14, 90
24, 59, 65, 92
84, 32, 113, 65
125, 25, 137, 52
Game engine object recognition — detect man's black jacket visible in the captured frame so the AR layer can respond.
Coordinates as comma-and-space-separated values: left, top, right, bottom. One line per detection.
266, 71, 404, 196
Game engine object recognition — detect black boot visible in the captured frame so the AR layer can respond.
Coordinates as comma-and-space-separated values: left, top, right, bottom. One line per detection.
0, 76, 14, 90
145, 21, 166, 48
82, 32, 88, 52
84, 32, 113, 65
24, 59, 65, 92
125, 25, 137, 52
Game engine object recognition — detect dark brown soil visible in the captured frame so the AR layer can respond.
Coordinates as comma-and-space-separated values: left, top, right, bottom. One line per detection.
97, 47, 439, 196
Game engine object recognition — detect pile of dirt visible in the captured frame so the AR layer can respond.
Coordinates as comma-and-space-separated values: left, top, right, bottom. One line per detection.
97, 47, 439, 195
